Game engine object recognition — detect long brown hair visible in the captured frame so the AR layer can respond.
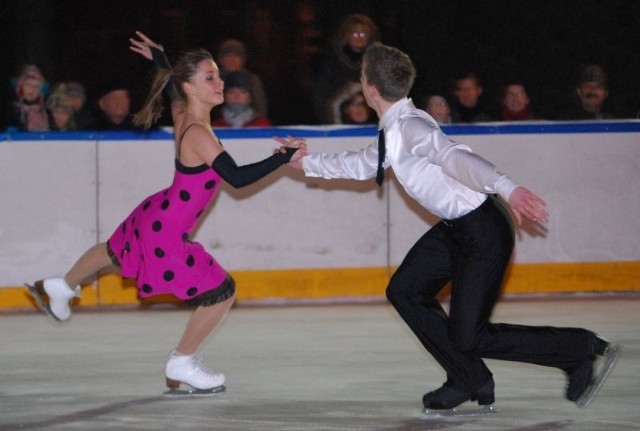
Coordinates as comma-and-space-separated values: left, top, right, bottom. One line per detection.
133, 48, 214, 129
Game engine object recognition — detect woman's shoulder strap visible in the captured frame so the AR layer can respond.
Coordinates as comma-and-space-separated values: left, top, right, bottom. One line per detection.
178, 122, 201, 144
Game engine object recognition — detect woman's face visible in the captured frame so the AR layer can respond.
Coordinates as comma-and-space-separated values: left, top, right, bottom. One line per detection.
189, 60, 225, 107
503, 84, 530, 113
426, 96, 450, 118
344, 93, 371, 123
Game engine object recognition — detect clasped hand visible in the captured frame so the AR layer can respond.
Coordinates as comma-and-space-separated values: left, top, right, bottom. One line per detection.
273, 136, 307, 169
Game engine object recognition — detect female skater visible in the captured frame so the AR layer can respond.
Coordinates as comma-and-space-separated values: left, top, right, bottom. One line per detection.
27, 34, 305, 394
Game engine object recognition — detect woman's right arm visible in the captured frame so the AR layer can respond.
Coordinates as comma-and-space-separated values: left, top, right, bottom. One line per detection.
129, 31, 178, 100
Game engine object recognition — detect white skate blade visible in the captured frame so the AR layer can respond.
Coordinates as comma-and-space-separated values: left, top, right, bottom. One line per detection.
576, 343, 621, 408
423, 405, 498, 418
163, 385, 226, 398
24, 283, 62, 322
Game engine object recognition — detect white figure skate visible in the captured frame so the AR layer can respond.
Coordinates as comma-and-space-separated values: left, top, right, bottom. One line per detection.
25, 277, 80, 321
164, 351, 226, 397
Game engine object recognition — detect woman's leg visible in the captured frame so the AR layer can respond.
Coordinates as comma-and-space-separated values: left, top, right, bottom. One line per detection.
29, 242, 116, 321
64, 242, 115, 287
175, 293, 236, 355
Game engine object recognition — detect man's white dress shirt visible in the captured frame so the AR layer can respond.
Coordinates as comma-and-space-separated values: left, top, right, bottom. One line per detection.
303, 98, 518, 220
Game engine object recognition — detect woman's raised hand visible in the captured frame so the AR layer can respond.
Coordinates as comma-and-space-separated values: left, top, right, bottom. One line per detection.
129, 30, 163, 61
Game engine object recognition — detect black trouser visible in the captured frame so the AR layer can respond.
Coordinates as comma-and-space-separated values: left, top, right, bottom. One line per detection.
386, 195, 592, 392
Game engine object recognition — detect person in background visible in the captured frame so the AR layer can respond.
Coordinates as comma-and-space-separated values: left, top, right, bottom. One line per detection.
211, 70, 272, 128
60, 81, 96, 130
94, 83, 142, 130
313, 13, 380, 124
46, 86, 76, 131
450, 71, 493, 123
425, 94, 452, 124
10, 64, 50, 132
565, 64, 615, 120
500, 81, 538, 121
216, 39, 268, 119
331, 83, 377, 125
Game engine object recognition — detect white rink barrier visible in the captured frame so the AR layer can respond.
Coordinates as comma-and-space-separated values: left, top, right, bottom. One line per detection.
1, 121, 639, 308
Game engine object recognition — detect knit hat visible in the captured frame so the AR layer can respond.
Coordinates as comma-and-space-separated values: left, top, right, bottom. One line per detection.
579, 64, 608, 87
95, 79, 129, 101
46, 90, 73, 112
224, 71, 252, 92
63, 81, 87, 103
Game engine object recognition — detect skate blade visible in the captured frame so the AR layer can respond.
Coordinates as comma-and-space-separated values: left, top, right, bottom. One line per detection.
423, 405, 498, 418
163, 385, 226, 398
576, 343, 622, 408
24, 283, 61, 322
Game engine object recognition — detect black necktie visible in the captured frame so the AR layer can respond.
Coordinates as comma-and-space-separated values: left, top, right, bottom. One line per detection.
376, 128, 385, 186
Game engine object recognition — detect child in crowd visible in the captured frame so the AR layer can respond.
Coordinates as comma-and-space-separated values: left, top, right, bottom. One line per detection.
11, 64, 50, 132
211, 70, 271, 128
46, 86, 77, 131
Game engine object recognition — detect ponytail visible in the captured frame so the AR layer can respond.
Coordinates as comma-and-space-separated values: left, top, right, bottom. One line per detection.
133, 68, 174, 129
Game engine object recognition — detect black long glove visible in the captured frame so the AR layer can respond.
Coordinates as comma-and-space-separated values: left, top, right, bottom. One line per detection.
150, 46, 178, 101
212, 148, 298, 188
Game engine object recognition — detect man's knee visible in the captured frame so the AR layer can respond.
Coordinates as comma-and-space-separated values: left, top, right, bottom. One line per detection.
385, 274, 406, 304
449, 328, 482, 353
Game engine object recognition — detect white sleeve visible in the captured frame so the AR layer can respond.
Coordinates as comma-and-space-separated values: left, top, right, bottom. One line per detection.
302, 141, 379, 180
438, 146, 519, 200
400, 117, 519, 199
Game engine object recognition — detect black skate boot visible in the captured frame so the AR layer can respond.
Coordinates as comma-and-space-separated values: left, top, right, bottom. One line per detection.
423, 378, 495, 410
566, 334, 621, 408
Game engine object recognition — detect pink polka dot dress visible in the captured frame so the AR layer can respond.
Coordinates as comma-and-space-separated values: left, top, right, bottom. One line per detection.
107, 160, 227, 301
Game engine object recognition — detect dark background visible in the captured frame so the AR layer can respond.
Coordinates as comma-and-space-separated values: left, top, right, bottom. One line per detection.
2, 0, 640, 128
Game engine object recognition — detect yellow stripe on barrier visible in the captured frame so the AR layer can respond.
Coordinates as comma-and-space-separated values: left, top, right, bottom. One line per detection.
2, 261, 639, 310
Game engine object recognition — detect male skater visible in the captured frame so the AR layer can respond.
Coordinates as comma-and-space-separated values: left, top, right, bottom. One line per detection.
285, 43, 619, 413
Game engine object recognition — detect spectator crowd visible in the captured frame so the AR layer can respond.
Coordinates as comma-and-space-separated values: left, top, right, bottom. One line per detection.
3, 10, 636, 133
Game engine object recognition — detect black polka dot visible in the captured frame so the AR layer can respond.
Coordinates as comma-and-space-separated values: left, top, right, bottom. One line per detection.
161, 199, 170, 210
187, 287, 198, 297
182, 233, 189, 242
186, 255, 195, 267
163, 270, 174, 281
204, 180, 216, 190
142, 284, 153, 293
134, 228, 140, 239
124, 242, 131, 253
143, 201, 151, 210
154, 248, 165, 258
152, 221, 162, 232
180, 190, 191, 201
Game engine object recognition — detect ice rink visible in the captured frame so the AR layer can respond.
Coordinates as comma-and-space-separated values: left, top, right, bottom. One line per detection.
1, 295, 639, 431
